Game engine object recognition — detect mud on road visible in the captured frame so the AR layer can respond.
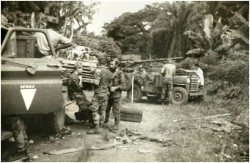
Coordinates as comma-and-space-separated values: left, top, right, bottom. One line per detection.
26, 91, 247, 162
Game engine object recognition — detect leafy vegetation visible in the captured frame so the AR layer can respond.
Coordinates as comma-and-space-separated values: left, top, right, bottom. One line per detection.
1, 1, 97, 35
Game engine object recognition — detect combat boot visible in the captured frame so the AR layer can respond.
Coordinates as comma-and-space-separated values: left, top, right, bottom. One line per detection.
101, 123, 109, 129
86, 124, 101, 134
109, 124, 119, 132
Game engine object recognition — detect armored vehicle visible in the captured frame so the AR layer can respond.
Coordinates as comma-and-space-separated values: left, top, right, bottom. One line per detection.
1, 27, 65, 133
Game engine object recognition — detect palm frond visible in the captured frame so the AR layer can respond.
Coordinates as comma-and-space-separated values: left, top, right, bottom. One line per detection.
233, 12, 249, 27
230, 30, 249, 45
216, 43, 232, 52
186, 48, 205, 55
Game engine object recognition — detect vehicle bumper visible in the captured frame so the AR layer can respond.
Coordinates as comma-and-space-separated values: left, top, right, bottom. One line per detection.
189, 92, 204, 96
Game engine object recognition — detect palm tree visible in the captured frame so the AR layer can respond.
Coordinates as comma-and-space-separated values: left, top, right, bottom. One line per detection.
184, 1, 249, 60
150, 1, 204, 58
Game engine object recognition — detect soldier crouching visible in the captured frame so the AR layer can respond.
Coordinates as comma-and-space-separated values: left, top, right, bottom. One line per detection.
67, 61, 93, 126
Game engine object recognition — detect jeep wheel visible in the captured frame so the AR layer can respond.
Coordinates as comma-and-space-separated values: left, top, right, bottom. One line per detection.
46, 107, 65, 133
172, 87, 188, 105
128, 84, 142, 102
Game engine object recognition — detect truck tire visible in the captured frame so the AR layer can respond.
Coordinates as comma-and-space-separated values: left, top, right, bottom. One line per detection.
172, 87, 188, 105
46, 108, 65, 133
128, 84, 142, 102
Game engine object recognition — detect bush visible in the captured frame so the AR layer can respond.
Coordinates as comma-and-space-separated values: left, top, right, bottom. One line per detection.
200, 54, 219, 65
177, 57, 197, 69
208, 60, 249, 85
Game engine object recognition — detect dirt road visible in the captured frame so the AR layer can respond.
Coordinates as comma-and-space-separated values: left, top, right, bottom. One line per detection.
27, 91, 247, 162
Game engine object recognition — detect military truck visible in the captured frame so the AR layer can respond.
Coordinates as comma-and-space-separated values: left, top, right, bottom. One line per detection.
1, 27, 65, 133
127, 64, 205, 105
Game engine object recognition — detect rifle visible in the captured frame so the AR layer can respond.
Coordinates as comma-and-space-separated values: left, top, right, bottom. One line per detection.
120, 57, 183, 69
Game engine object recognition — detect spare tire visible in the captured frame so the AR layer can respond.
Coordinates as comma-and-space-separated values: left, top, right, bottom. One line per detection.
121, 72, 132, 91
128, 83, 142, 102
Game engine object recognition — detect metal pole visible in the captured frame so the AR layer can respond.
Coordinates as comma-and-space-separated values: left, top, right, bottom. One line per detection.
131, 75, 134, 103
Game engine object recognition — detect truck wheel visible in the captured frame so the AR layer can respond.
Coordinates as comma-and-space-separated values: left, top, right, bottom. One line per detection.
46, 108, 65, 133
172, 87, 188, 105
128, 84, 142, 102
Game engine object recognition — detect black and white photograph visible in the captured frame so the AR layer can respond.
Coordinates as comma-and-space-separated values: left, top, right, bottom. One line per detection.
1, 1, 249, 162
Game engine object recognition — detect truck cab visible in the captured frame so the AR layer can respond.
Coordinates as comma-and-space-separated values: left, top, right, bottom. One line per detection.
1, 27, 65, 133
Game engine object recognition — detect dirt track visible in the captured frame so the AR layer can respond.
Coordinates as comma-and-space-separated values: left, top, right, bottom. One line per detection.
26, 91, 247, 162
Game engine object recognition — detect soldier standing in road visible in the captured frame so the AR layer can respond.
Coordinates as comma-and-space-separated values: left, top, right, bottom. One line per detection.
161, 59, 176, 104
87, 57, 112, 134
67, 62, 93, 126
104, 58, 126, 131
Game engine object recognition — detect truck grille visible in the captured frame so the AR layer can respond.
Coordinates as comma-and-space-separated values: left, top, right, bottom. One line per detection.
190, 77, 199, 92
81, 66, 95, 79
62, 61, 97, 83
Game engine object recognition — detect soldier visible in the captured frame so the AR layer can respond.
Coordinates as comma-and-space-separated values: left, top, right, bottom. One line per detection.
104, 58, 126, 131
161, 59, 176, 104
2, 116, 29, 161
87, 57, 112, 134
180, 63, 204, 89
34, 21, 77, 58
67, 62, 93, 126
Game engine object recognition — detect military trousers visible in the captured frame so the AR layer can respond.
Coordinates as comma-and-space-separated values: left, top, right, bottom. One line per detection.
105, 98, 121, 125
161, 77, 173, 102
89, 94, 108, 126
2, 116, 28, 151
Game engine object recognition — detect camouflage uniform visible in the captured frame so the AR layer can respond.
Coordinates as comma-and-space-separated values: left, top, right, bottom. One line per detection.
67, 70, 92, 125
68, 72, 90, 109
105, 68, 126, 126
2, 116, 28, 152
89, 65, 112, 126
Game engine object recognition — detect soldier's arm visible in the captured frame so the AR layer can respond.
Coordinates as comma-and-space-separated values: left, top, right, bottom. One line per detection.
71, 75, 82, 89
118, 72, 127, 90
93, 69, 101, 85
161, 66, 165, 76
110, 71, 126, 92
179, 68, 194, 72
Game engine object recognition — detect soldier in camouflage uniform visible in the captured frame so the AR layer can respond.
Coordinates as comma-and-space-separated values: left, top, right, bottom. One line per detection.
104, 58, 126, 131
67, 62, 93, 125
2, 116, 29, 160
87, 57, 112, 134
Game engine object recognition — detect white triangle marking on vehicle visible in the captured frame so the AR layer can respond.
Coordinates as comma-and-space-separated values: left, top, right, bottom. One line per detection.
20, 89, 37, 110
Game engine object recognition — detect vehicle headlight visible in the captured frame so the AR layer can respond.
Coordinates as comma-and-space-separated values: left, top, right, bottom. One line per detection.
186, 78, 190, 83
